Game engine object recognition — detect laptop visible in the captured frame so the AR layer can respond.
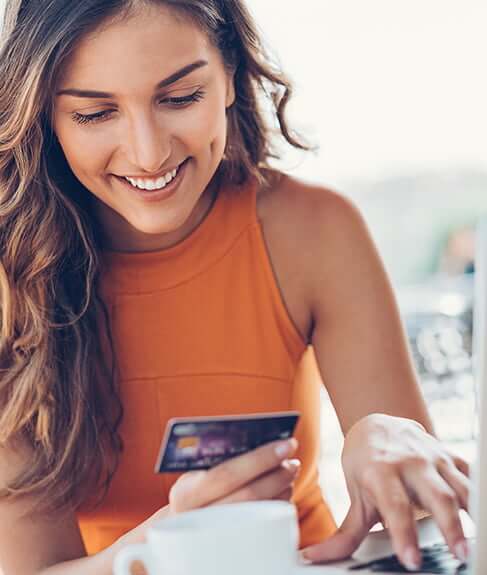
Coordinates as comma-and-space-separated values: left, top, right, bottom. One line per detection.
292, 219, 487, 575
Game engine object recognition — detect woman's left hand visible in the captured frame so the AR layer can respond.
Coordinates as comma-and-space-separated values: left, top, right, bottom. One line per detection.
302, 413, 471, 571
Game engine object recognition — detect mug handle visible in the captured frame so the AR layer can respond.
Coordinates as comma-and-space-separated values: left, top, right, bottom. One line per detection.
113, 543, 152, 575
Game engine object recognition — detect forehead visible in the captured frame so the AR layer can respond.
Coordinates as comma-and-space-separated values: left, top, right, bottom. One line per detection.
58, 4, 219, 91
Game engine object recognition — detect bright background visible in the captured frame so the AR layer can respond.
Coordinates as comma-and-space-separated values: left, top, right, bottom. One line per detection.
247, 0, 487, 286
247, 0, 486, 187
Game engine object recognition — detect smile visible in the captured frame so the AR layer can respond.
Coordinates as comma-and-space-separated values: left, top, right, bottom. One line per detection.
123, 163, 183, 191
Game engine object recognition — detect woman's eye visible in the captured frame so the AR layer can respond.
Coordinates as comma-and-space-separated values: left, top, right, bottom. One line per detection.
71, 109, 114, 125
161, 89, 205, 107
70, 89, 205, 126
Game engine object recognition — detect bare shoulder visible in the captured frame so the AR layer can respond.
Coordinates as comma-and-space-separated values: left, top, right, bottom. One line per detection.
256, 170, 374, 340
257, 171, 429, 434
258, 170, 365, 246
257, 170, 373, 301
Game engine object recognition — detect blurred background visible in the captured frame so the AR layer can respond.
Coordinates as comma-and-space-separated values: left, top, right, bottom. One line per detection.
245, 0, 487, 523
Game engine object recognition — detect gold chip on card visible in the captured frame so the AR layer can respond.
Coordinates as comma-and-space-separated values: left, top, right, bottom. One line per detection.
177, 436, 200, 449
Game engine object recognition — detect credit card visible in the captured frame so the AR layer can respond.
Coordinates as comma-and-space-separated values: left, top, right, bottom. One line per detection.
154, 411, 300, 473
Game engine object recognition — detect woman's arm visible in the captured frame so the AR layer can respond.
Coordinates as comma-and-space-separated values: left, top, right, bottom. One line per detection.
306, 190, 432, 434
259, 176, 432, 433
0, 438, 299, 575
258, 176, 469, 570
37, 509, 169, 575
295, 187, 469, 570
0, 505, 169, 575
0, 441, 87, 575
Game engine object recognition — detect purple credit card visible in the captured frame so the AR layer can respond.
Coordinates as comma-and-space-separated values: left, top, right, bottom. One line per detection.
155, 411, 300, 473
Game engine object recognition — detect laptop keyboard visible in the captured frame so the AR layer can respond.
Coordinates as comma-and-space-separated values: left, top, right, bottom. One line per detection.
349, 542, 467, 573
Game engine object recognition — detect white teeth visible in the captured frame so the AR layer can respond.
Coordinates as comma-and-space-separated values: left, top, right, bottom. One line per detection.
124, 163, 181, 191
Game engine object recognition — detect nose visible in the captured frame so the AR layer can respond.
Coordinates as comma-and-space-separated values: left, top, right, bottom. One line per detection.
126, 112, 170, 174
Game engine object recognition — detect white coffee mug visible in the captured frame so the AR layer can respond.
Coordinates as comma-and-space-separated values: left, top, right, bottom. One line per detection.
113, 500, 300, 575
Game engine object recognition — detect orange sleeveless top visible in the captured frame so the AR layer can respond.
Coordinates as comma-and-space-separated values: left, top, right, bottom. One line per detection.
76, 177, 336, 553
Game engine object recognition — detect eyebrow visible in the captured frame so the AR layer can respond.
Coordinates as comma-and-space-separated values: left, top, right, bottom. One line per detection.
56, 59, 208, 98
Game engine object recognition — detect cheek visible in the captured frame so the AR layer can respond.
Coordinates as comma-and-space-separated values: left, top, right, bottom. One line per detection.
54, 120, 112, 180
171, 98, 228, 153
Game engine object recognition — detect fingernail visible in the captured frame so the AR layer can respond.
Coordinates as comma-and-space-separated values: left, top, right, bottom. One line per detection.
282, 458, 301, 473
299, 549, 313, 565
301, 547, 313, 561
402, 547, 421, 571
275, 438, 297, 458
454, 539, 469, 563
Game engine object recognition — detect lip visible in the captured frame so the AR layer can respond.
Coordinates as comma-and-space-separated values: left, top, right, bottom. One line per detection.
113, 158, 189, 203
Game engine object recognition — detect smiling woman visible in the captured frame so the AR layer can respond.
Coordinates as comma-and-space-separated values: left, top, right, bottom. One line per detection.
52, 6, 236, 247
0, 1, 315, 572
0, 1, 471, 575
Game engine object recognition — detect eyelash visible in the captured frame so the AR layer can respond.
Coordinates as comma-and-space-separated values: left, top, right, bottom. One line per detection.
70, 89, 206, 126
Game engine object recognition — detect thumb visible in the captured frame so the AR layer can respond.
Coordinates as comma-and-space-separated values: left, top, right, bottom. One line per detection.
301, 505, 374, 564
169, 470, 208, 512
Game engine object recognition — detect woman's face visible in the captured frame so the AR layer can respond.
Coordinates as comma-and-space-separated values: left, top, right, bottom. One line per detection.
53, 4, 235, 251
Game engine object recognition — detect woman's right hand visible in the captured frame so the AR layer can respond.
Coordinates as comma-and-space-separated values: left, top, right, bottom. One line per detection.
167, 437, 300, 514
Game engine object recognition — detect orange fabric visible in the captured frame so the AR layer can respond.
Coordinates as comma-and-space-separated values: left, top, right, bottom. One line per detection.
77, 178, 337, 553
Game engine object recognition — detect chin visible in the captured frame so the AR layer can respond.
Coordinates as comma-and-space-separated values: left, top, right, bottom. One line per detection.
130, 216, 185, 236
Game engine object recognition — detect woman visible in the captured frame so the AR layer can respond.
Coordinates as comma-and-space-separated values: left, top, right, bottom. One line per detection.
0, 1, 470, 573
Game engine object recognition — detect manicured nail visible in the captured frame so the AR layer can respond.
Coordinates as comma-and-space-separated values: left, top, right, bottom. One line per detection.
299, 549, 313, 564
275, 437, 297, 458
282, 458, 301, 473
301, 547, 313, 561
454, 539, 469, 563
402, 547, 421, 571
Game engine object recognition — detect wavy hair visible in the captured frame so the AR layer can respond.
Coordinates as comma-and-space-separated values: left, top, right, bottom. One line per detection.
0, 0, 309, 511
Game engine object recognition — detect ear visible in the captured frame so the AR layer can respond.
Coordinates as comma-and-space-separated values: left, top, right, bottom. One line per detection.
225, 71, 236, 108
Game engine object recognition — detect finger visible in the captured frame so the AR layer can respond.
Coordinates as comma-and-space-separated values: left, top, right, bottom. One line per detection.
362, 467, 421, 571
281, 458, 302, 478
406, 468, 468, 563
202, 438, 298, 504
437, 459, 471, 512
302, 505, 376, 563
176, 438, 298, 508
213, 459, 300, 505
169, 470, 209, 512
451, 454, 470, 478
275, 487, 293, 502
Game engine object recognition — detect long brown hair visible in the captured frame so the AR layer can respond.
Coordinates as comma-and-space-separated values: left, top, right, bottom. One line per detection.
0, 0, 308, 512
